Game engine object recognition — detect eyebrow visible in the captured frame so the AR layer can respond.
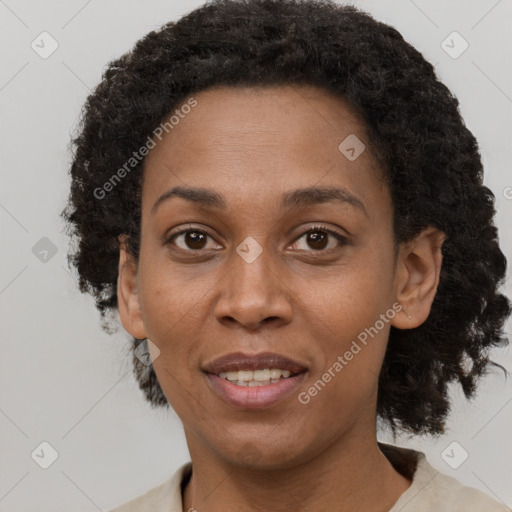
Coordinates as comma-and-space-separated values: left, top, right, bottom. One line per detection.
151, 185, 368, 216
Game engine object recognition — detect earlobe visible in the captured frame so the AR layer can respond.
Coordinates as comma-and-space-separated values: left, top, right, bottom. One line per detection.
117, 235, 147, 339
391, 227, 447, 330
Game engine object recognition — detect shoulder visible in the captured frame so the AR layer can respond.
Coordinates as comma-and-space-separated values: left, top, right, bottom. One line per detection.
419, 467, 510, 512
106, 461, 192, 512
382, 443, 510, 512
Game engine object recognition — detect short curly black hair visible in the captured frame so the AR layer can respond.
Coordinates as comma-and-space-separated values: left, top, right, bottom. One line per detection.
62, 0, 510, 436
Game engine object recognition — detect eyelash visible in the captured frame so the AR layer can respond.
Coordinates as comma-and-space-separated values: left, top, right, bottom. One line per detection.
166, 223, 349, 254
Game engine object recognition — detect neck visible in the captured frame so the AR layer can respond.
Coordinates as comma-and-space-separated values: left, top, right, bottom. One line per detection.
182, 430, 412, 512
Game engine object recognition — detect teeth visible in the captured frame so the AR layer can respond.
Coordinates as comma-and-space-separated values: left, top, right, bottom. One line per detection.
231, 378, 285, 387
238, 370, 253, 381
269, 368, 284, 379
218, 368, 293, 384
254, 369, 270, 381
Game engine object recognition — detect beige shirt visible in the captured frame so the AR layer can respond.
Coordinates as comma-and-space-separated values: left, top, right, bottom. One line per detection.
107, 443, 510, 512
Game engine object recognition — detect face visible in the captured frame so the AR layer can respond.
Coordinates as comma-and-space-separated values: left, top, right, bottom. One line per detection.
119, 85, 410, 469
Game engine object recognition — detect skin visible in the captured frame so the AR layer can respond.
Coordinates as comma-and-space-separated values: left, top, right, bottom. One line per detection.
118, 85, 446, 512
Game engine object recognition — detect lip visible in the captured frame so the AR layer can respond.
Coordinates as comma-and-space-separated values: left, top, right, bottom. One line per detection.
202, 351, 308, 374
206, 372, 307, 409
202, 351, 308, 410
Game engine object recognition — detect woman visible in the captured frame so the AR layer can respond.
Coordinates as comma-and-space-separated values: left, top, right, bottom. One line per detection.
62, 0, 511, 510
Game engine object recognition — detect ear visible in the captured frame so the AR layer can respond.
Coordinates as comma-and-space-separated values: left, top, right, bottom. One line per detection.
117, 235, 147, 339
391, 226, 447, 329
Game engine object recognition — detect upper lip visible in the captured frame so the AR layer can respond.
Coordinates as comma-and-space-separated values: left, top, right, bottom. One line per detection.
202, 351, 308, 375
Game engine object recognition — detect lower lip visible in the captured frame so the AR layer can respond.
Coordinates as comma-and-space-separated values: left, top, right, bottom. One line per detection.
205, 372, 307, 409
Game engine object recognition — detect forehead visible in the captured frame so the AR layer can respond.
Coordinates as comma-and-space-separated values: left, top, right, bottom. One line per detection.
142, 84, 388, 218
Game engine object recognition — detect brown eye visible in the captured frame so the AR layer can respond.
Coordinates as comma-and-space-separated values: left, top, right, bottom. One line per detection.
183, 231, 207, 249
168, 229, 220, 251
306, 231, 328, 250
291, 226, 348, 252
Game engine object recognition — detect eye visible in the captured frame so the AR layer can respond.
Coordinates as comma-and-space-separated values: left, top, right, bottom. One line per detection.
166, 224, 348, 254
167, 227, 222, 252
290, 224, 348, 252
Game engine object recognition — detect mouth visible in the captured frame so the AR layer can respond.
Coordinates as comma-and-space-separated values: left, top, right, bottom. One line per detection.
202, 351, 308, 409
216, 368, 302, 387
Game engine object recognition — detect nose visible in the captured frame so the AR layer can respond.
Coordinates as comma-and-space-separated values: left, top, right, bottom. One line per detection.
213, 240, 294, 331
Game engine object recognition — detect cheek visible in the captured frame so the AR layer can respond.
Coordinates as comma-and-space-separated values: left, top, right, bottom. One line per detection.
137, 236, 218, 332
137, 270, 214, 413
139, 275, 211, 347
136, 254, 227, 394
301, 254, 394, 339
299, 287, 391, 420
296, 249, 395, 396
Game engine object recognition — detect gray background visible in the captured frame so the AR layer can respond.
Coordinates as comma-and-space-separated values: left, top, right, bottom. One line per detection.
1, 0, 511, 510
